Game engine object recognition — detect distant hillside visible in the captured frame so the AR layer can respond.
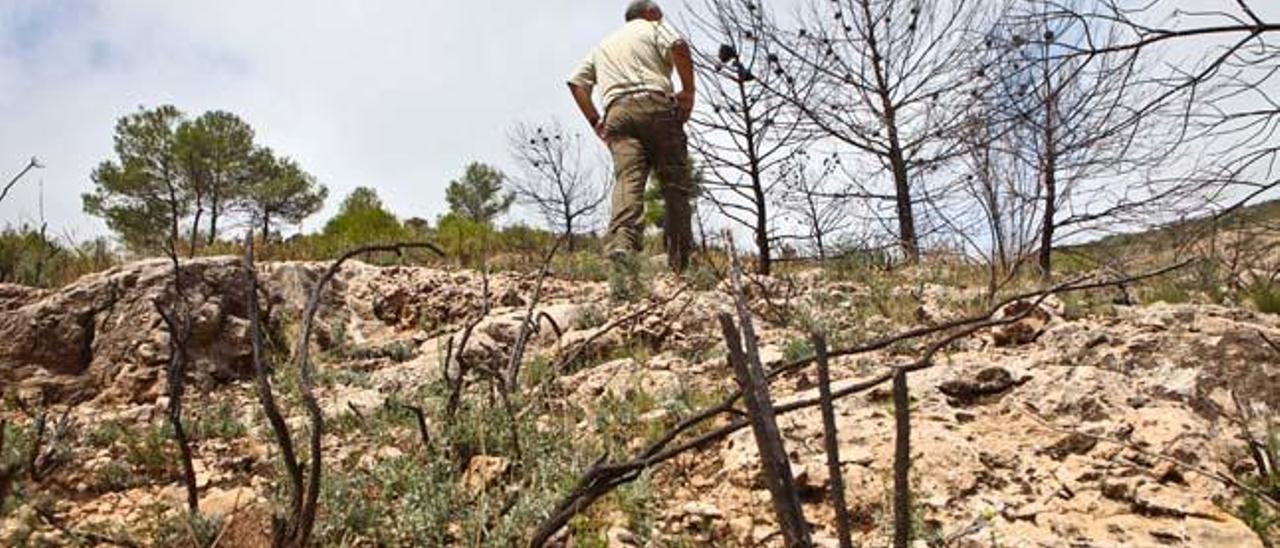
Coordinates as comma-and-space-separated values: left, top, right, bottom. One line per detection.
1060, 198, 1280, 264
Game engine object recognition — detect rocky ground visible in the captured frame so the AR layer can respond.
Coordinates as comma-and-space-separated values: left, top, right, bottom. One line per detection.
0, 256, 1277, 546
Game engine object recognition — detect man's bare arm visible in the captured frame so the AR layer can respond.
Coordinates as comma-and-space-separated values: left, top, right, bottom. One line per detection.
672, 40, 695, 122
569, 83, 607, 141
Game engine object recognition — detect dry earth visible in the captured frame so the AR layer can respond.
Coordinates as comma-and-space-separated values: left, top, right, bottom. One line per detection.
1, 256, 1276, 546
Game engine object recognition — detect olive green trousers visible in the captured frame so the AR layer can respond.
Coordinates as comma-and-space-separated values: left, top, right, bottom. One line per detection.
603, 92, 693, 273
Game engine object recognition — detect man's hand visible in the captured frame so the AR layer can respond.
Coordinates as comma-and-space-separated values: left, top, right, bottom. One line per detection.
569, 83, 607, 143
594, 119, 610, 142
675, 89, 695, 123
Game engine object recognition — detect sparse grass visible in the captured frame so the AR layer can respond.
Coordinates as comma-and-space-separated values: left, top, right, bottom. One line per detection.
189, 400, 248, 441
1227, 406, 1279, 544
1, 419, 34, 517
328, 399, 411, 438
314, 381, 595, 546
87, 419, 130, 449
317, 455, 457, 545
520, 354, 556, 389
1247, 283, 1280, 315
1060, 290, 1119, 320
675, 341, 722, 366
682, 263, 720, 291
554, 251, 611, 282
317, 365, 372, 389
781, 336, 815, 363
573, 304, 608, 331
824, 248, 893, 282
1143, 279, 1193, 304
93, 460, 134, 492
1238, 493, 1278, 544
150, 511, 223, 548
615, 471, 657, 540
124, 421, 182, 481
595, 388, 664, 454
608, 252, 650, 303
334, 339, 419, 363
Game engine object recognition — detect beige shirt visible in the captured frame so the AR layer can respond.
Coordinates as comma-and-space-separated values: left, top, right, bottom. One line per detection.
568, 20, 683, 110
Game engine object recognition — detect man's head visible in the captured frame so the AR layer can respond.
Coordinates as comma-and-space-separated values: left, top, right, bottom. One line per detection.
624, 0, 662, 22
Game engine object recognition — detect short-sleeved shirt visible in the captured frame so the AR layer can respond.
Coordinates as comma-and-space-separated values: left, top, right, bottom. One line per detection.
567, 20, 683, 110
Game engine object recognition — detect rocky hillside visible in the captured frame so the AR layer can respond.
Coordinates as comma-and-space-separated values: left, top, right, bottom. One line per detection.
1, 256, 1276, 546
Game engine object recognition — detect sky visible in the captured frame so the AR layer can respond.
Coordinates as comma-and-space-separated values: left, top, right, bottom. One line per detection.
1, 0, 1276, 245
0, 0, 637, 239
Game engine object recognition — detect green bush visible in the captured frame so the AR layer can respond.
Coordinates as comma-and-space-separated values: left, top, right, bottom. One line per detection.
1143, 281, 1192, 304
151, 512, 222, 548
124, 422, 181, 480
436, 212, 494, 267
0, 225, 118, 288
1247, 283, 1280, 315
781, 336, 815, 363
189, 401, 248, 441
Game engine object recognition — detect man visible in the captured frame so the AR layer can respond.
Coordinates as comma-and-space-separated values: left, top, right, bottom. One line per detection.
567, 0, 696, 273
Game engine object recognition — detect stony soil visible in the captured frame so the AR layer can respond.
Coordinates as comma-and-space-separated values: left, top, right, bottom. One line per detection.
1, 256, 1276, 546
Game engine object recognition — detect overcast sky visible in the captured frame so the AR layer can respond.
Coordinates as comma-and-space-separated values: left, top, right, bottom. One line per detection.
2, 0, 1276, 243
0, 0, 650, 239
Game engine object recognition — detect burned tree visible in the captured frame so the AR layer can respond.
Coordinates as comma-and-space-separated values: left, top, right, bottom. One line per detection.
508, 122, 607, 251
687, 0, 808, 274
777, 152, 856, 261
1032, 1, 1280, 235
720, 236, 811, 545
765, 0, 993, 263
949, 103, 1041, 288
979, 3, 1173, 279
242, 236, 443, 547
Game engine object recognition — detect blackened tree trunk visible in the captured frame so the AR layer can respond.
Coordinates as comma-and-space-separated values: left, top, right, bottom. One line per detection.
207, 190, 221, 246
1039, 79, 1059, 280
892, 367, 911, 548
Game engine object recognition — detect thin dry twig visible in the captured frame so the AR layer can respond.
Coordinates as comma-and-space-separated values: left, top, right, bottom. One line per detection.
242, 231, 303, 545
506, 237, 564, 391
290, 241, 444, 547
0, 156, 42, 205
813, 333, 854, 548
